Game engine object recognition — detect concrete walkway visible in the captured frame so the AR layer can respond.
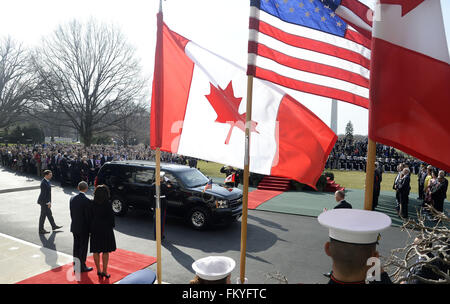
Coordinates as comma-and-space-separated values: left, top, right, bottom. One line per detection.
0, 232, 73, 284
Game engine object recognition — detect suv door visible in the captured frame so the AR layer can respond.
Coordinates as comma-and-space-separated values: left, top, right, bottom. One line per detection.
127, 167, 155, 209
161, 172, 185, 216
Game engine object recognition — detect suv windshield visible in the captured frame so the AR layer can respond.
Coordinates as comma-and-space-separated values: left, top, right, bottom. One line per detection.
176, 168, 209, 188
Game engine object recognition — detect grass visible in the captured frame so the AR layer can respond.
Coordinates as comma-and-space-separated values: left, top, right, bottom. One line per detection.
196, 160, 225, 179
328, 169, 450, 198
329, 169, 415, 193
196, 161, 450, 198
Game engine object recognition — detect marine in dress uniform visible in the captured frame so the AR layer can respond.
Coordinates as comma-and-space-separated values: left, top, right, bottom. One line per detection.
153, 172, 169, 241
191, 256, 235, 284
318, 209, 392, 284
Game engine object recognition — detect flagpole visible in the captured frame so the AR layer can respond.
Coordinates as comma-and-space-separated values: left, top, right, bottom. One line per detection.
154, 0, 163, 284
155, 148, 162, 283
364, 139, 376, 210
239, 75, 254, 284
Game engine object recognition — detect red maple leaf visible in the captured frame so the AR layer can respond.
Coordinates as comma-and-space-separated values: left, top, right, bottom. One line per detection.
205, 81, 258, 145
380, 0, 424, 17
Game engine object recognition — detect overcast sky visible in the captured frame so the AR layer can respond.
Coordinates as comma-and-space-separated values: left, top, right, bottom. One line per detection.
1, 0, 449, 135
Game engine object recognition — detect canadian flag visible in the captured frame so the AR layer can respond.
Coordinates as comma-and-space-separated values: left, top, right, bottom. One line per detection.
369, 0, 450, 171
150, 20, 337, 188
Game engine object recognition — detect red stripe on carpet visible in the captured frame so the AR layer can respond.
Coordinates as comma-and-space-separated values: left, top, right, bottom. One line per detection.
16, 248, 156, 284
248, 189, 284, 209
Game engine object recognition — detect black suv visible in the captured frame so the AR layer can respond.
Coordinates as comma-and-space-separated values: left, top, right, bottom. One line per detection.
95, 161, 243, 230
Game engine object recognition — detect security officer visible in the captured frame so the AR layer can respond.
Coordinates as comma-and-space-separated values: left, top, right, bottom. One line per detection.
318, 209, 392, 284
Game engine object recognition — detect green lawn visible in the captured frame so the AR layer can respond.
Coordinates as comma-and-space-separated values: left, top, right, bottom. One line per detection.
328, 169, 450, 198
329, 170, 409, 192
196, 160, 225, 179
196, 161, 450, 197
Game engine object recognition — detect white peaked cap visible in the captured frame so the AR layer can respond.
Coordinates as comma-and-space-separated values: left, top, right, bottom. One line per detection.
192, 256, 235, 281
318, 209, 392, 245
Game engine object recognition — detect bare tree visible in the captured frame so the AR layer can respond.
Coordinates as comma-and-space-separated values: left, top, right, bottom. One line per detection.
32, 19, 146, 146
0, 37, 37, 129
384, 205, 450, 284
113, 100, 149, 146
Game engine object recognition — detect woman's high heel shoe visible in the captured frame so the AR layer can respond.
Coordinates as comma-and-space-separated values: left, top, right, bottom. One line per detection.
97, 271, 103, 277
101, 272, 111, 279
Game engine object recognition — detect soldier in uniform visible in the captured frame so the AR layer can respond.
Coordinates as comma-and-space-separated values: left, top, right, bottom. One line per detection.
190, 256, 235, 284
318, 209, 392, 284
153, 172, 170, 241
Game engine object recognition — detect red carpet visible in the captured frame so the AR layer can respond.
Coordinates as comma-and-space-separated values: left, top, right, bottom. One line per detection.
257, 176, 291, 191
248, 189, 284, 209
17, 248, 156, 284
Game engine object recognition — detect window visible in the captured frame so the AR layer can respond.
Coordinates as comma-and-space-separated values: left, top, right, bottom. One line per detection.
121, 167, 134, 183
163, 172, 178, 186
177, 169, 209, 188
135, 168, 155, 184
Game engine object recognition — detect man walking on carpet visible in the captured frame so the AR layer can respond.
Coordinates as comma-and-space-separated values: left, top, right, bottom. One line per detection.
70, 181, 93, 274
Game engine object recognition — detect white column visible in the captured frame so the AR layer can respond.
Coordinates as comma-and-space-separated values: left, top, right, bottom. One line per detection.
330, 99, 338, 134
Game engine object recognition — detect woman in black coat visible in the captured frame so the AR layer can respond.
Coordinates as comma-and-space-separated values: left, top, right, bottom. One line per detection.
90, 185, 116, 279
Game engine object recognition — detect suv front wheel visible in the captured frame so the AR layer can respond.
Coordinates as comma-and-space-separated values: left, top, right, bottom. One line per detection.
187, 207, 210, 230
111, 196, 128, 216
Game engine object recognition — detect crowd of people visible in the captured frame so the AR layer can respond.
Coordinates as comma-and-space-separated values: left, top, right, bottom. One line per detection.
326, 138, 424, 174
0, 143, 198, 187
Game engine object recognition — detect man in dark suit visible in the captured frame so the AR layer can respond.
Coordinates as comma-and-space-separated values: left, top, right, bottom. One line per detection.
60, 154, 69, 186
323, 191, 352, 214
431, 171, 448, 212
70, 181, 93, 273
88, 155, 97, 186
107, 152, 114, 162
372, 162, 382, 210
333, 190, 352, 209
397, 168, 411, 219
417, 164, 427, 200
100, 153, 108, 166
38, 170, 62, 234
393, 164, 404, 211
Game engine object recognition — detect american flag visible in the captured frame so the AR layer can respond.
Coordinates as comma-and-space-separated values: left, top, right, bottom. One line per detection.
324, 0, 375, 39
247, 0, 373, 109
203, 179, 213, 192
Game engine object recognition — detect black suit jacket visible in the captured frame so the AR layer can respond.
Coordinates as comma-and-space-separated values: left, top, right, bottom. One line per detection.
398, 174, 411, 195
37, 179, 51, 205
334, 200, 352, 209
398, 174, 411, 202
70, 193, 92, 235
432, 178, 448, 201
